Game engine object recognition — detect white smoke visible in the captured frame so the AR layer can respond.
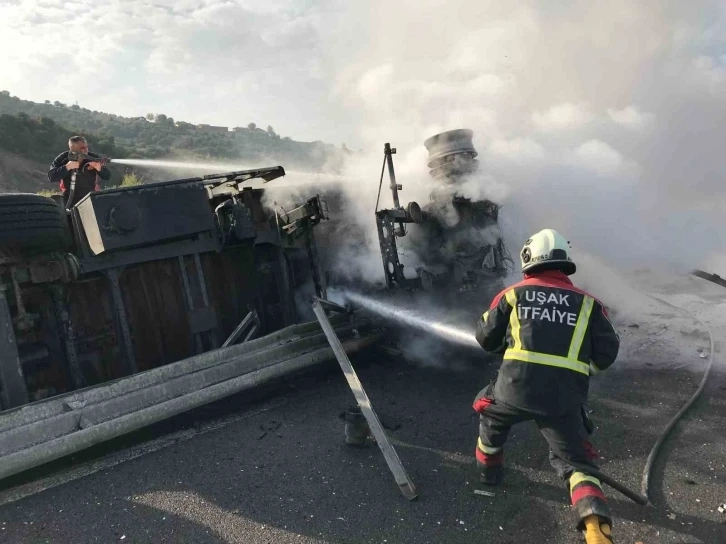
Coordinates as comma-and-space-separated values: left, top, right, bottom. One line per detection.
308, 0, 726, 303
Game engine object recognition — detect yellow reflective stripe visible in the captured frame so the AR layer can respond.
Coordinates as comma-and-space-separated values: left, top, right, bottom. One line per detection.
477, 438, 502, 454
569, 472, 602, 493
481, 311, 489, 324
568, 296, 594, 359
505, 290, 522, 350
504, 349, 590, 375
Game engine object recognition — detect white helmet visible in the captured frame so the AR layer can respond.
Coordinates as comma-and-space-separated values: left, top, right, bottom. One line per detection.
520, 228, 576, 275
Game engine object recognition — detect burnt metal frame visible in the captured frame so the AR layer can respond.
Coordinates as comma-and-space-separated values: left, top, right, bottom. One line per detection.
375, 143, 421, 291
274, 195, 330, 304
193, 253, 219, 349
49, 285, 85, 390
178, 254, 221, 354
275, 247, 295, 326
103, 267, 139, 376
178, 256, 204, 354
305, 228, 328, 301
0, 286, 29, 409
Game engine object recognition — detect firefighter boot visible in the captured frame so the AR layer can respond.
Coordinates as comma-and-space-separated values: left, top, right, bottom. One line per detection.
582, 515, 613, 544
479, 465, 503, 486
344, 406, 369, 446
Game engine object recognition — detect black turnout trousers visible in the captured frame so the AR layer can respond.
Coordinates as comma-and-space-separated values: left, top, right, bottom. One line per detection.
478, 399, 597, 478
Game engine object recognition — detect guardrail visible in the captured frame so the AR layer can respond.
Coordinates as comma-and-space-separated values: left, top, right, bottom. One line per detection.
0, 310, 384, 482
692, 269, 726, 288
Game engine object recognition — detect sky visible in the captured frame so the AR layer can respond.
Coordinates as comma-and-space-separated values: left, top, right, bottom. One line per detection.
1, 0, 725, 278
0, 0, 352, 144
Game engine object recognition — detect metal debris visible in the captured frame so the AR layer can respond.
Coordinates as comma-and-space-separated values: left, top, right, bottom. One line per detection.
474, 489, 496, 497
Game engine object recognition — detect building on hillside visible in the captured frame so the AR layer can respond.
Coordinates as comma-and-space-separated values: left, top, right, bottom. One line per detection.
197, 124, 229, 134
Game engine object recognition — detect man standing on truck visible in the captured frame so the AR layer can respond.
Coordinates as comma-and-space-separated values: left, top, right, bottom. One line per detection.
473, 228, 620, 544
48, 136, 111, 208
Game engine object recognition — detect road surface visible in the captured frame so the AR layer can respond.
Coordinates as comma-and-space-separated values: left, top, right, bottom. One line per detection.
0, 272, 724, 543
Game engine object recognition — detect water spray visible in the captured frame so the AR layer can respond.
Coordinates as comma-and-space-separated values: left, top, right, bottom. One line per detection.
111, 158, 345, 184
342, 291, 480, 350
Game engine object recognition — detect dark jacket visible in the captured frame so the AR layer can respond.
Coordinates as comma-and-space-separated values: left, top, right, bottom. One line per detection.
475, 270, 620, 416
48, 151, 111, 207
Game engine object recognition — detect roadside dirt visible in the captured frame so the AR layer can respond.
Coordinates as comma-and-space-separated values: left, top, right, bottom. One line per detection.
0, 150, 48, 193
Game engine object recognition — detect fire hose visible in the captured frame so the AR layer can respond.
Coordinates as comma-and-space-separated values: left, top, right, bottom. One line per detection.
639, 294, 716, 501
554, 293, 716, 507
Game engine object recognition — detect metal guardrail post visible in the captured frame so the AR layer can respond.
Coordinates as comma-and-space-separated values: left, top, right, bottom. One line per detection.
222, 308, 260, 347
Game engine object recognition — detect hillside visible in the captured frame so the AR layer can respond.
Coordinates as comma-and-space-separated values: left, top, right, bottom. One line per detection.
0, 150, 48, 193
0, 90, 351, 191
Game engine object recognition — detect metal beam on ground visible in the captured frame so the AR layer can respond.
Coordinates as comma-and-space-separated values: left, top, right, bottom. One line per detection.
311, 299, 418, 501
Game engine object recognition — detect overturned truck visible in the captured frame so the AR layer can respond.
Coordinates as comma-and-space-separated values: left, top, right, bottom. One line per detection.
0, 129, 510, 480
0, 167, 384, 481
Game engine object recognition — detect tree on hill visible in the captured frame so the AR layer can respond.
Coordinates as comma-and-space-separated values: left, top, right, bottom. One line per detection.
0, 92, 350, 172
0, 112, 128, 163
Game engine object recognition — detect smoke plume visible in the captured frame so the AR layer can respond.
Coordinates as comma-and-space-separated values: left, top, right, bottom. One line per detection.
311, 0, 725, 299
107, 2, 725, 328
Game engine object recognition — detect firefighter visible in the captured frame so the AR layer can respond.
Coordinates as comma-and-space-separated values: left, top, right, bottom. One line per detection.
473, 228, 620, 544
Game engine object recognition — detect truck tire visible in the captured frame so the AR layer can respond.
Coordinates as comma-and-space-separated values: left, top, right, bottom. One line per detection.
0, 193, 72, 264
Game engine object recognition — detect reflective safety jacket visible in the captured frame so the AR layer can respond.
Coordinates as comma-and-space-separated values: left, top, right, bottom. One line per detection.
475, 270, 620, 416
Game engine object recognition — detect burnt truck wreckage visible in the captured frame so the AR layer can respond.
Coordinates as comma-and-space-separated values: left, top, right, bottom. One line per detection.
0, 129, 510, 482
372, 129, 513, 320
0, 167, 386, 481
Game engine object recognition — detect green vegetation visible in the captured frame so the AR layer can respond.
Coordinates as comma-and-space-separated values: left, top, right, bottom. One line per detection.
35, 172, 142, 196
120, 172, 143, 186
37, 188, 60, 197
0, 91, 349, 172
0, 111, 126, 165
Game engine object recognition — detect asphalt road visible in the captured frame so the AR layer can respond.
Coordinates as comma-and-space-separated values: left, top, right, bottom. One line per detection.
1, 274, 725, 544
